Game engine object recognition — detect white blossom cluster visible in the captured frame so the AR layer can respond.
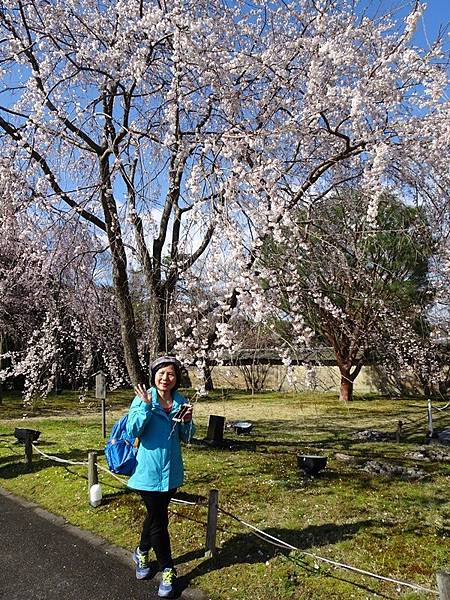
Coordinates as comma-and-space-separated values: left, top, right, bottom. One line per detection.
0, 189, 127, 401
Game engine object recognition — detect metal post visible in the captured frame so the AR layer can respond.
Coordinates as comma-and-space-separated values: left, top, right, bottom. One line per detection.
427, 399, 433, 437
95, 371, 107, 438
437, 571, 450, 600
205, 488, 219, 558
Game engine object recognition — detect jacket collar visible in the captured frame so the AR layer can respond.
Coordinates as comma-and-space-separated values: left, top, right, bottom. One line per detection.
150, 387, 184, 412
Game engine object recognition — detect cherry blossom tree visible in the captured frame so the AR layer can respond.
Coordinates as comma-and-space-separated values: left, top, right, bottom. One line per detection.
0, 160, 126, 402
250, 192, 434, 401
216, 0, 449, 230
0, 0, 241, 383
171, 1, 448, 394
0, 0, 448, 388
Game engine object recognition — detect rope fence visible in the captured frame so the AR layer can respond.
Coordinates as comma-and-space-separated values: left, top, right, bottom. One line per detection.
32, 445, 88, 466
217, 506, 438, 595
434, 401, 450, 412
21, 440, 448, 598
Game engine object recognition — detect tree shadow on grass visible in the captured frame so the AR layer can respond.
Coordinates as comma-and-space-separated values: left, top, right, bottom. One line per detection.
0, 451, 24, 467
175, 519, 384, 597
0, 447, 96, 478
191, 417, 428, 454
191, 419, 438, 479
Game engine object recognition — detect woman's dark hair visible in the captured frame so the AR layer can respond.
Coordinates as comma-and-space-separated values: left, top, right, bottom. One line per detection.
150, 356, 182, 390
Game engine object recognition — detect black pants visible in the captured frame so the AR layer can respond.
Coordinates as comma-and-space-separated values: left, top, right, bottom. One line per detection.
138, 489, 175, 570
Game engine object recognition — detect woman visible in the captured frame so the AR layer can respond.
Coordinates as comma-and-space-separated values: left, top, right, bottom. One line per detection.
126, 356, 194, 598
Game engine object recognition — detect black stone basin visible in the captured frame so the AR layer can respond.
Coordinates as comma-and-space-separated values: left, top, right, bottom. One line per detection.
297, 454, 327, 476
234, 421, 253, 434
14, 428, 41, 444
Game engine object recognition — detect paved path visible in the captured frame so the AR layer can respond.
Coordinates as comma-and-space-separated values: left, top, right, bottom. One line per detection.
0, 488, 206, 600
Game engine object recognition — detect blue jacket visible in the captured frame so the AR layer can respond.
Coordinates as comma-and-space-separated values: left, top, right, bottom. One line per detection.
126, 388, 195, 492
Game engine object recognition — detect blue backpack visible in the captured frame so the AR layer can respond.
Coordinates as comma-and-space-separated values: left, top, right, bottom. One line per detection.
104, 414, 138, 475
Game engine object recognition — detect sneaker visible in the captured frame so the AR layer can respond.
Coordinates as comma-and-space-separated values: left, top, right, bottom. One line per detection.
158, 567, 176, 598
132, 547, 151, 580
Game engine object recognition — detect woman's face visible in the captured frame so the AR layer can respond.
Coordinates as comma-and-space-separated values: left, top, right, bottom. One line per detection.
154, 365, 177, 395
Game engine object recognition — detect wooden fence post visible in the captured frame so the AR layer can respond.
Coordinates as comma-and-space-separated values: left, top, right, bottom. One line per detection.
88, 451, 98, 497
101, 398, 106, 438
205, 488, 219, 558
24, 431, 33, 467
437, 571, 450, 600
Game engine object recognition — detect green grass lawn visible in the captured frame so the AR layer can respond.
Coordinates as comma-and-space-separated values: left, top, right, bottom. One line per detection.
0, 389, 449, 599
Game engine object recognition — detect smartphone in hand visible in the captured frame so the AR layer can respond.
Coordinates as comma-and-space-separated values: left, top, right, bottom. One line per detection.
172, 404, 192, 423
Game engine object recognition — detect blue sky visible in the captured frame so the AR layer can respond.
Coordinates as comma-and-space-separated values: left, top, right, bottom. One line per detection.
415, 0, 450, 48
363, 0, 449, 49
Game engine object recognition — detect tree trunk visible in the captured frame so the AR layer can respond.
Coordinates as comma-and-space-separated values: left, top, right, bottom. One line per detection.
421, 378, 432, 397
339, 370, 354, 402
113, 266, 145, 385
101, 164, 145, 385
202, 362, 214, 391
147, 290, 168, 361
338, 362, 362, 402
158, 290, 169, 355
